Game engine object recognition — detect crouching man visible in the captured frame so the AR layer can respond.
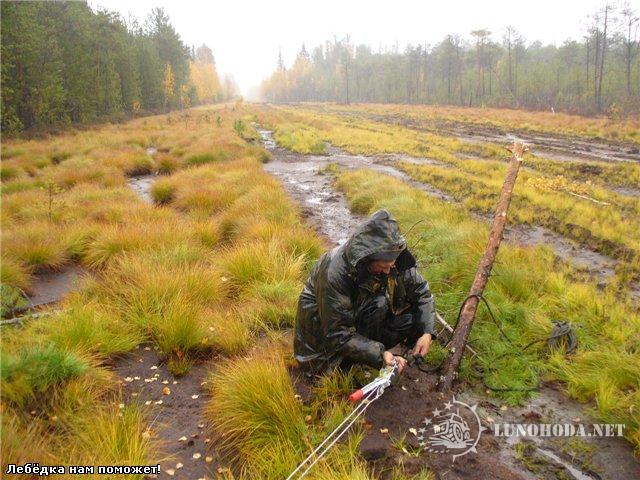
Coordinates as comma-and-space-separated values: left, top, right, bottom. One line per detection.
294, 209, 436, 378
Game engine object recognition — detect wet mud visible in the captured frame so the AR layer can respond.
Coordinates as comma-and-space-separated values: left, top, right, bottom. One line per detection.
128, 174, 157, 204
607, 184, 640, 198
24, 264, 88, 309
126, 146, 159, 204
113, 346, 218, 479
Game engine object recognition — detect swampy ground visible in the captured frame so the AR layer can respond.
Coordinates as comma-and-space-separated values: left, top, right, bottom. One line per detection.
2, 102, 639, 480
257, 122, 640, 480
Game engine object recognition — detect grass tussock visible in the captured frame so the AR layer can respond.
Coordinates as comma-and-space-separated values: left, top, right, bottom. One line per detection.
2, 221, 71, 271
206, 345, 369, 479
94, 250, 225, 368
274, 123, 326, 154
220, 240, 305, 290
46, 299, 144, 356
1, 342, 90, 407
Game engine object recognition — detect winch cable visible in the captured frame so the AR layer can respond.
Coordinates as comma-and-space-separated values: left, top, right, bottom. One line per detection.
404, 293, 577, 391
285, 363, 397, 480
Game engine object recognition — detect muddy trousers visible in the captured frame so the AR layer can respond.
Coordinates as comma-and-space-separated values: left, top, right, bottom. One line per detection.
341, 295, 423, 370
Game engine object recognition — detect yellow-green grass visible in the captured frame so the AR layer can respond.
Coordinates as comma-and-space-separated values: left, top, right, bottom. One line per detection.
2, 402, 159, 480
332, 167, 639, 451
1, 104, 324, 472
253, 104, 640, 289
256, 104, 640, 190
273, 122, 326, 154
1, 106, 270, 286
206, 343, 369, 479
396, 160, 640, 283
1, 323, 157, 478
304, 102, 640, 144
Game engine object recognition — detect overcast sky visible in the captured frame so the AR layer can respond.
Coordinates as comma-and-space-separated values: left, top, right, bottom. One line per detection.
91, 0, 636, 96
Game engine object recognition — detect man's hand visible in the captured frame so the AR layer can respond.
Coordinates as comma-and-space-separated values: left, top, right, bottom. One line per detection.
383, 351, 406, 374
412, 333, 432, 358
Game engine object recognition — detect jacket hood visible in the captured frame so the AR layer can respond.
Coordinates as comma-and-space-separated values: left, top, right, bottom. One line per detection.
345, 209, 406, 268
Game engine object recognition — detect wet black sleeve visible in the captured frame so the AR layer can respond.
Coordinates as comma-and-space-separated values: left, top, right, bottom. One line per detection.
404, 267, 436, 338
317, 272, 385, 369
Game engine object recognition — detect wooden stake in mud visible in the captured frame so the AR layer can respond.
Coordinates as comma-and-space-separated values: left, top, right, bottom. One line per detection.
438, 141, 528, 392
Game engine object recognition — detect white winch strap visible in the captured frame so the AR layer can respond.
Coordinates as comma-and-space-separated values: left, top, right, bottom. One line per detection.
285, 386, 382, 480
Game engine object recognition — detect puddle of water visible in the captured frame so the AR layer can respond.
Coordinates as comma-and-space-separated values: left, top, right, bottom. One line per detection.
464, 383, 640, 480
26, 265, 88, 308
124, 147, 158, 204
607, 184, 640, 198
503, 224, 618, 281
256, 127, 277, 149
382, 153, 448, 167
128, 174, 156, 204
265, 159, 360, 246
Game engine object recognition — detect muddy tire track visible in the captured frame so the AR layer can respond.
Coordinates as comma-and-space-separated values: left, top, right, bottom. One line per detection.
258, 128, 624, 295
320, 108, 640, 164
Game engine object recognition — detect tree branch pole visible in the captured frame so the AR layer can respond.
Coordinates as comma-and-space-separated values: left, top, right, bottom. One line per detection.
438, 141, 528, 392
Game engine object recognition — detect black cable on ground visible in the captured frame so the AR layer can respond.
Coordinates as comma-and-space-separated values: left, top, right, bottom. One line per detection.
404, 294, 578, 392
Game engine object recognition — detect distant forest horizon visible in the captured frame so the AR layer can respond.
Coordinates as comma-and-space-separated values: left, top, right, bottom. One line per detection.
260, 2, 640, 117
1, 1, 639, 137
0, 1, 237, 134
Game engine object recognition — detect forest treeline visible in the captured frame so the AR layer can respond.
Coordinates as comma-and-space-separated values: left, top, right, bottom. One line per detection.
261, 2, 640, 117
1, 1, 235, 134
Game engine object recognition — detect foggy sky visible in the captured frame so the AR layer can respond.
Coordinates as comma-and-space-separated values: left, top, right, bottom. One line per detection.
90, 0, 634, 96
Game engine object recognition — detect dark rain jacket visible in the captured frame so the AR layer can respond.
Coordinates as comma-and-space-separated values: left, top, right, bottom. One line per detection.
293, 209, 436, 376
